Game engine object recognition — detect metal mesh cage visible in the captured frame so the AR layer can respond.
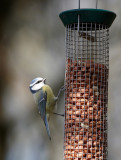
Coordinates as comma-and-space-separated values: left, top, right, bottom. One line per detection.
64, 23, 109, 160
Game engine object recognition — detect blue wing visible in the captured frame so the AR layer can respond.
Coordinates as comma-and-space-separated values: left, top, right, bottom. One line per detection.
38, 89, 51, 140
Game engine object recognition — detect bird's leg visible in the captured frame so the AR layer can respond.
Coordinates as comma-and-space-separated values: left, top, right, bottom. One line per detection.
53, 112, 64, 117
53, 85, 65, 117
56, 85, 65, 100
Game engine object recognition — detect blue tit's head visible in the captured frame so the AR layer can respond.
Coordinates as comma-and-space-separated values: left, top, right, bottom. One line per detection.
29, 77, 46, 94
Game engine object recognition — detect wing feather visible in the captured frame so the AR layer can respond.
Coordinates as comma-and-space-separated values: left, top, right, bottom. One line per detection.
38, 89, 51, 140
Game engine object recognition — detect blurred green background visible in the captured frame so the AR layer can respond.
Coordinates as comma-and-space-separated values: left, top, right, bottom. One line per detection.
0, 0, 121, 160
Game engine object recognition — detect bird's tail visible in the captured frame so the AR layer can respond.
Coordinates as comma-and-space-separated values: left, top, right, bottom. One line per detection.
43, 115, 51, 140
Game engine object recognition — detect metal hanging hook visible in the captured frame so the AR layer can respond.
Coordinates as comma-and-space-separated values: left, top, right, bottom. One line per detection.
78, 0, 80, 9
96, 0, 98, 9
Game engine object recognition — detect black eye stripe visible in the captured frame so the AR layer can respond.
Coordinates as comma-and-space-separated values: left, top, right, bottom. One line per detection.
36, 80, 42, 84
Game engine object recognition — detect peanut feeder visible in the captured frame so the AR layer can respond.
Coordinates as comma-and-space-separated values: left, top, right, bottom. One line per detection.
59, 7, 116, 160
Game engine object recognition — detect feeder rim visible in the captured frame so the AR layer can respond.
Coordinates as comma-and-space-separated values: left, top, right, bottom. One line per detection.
59, 8, 116, 28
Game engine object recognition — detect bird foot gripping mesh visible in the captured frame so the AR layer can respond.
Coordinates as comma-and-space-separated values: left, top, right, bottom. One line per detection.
64, 23, 108, 160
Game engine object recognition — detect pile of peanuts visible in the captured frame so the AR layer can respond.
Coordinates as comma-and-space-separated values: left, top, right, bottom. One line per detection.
64, 59, 108, 160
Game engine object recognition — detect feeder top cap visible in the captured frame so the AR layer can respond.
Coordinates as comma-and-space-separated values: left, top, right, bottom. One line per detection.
59, 9, 116, 28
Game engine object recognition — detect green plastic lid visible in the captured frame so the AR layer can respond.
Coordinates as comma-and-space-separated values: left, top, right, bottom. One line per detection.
59, 9, 116, 28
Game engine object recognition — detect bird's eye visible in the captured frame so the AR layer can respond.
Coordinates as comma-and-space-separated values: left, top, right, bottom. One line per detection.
36, 80, 41, 84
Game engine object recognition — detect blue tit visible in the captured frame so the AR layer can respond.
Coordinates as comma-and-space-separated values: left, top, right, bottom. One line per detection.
29, 77, 63, 140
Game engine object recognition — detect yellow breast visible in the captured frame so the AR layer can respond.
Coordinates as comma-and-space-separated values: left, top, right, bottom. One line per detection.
42, 85, 56, 113
33, 85, 56, 114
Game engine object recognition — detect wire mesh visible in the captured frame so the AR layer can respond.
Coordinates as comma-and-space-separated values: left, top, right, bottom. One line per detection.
64, 23, 109, 160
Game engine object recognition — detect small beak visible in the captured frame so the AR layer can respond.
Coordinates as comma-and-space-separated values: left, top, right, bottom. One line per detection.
43, 78, 46, 83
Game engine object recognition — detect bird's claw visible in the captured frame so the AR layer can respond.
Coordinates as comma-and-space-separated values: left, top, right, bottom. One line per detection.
57, 85, 65, 99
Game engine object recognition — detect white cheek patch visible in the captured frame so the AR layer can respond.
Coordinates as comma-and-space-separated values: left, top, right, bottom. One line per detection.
32, 83, 44, 91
